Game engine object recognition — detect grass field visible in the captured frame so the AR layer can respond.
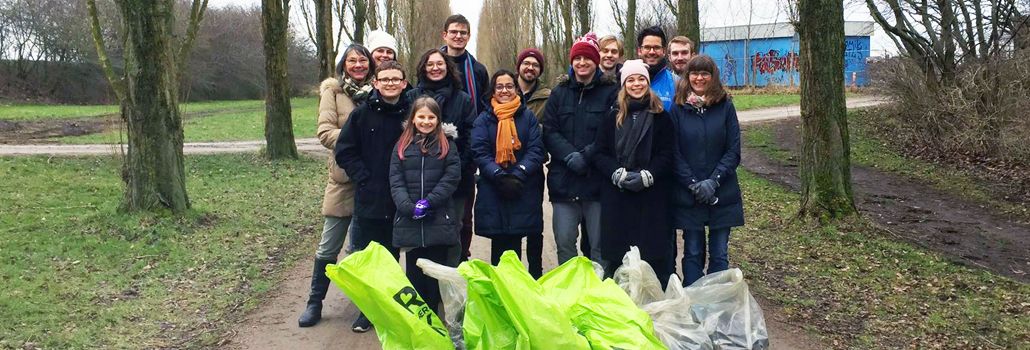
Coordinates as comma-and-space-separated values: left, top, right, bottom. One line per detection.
0, 154, 324, 348
0, 99, 269, 121
58, 97, 318, 144
0, 93, 808, 145
734, 170, 1029, 348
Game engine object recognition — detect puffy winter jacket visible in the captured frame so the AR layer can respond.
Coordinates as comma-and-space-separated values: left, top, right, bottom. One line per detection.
404, 84, 476, 196
389, 132, 461, 248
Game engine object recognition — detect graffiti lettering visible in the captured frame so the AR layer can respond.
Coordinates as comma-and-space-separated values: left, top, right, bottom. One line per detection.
752, 50, 799, 74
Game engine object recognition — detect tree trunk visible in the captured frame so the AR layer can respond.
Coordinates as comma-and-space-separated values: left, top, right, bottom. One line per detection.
796, 0, 856, 221
625, 0, 636, 57
314, 0, 334, 79
680, 0, 700, 48
262, 0, 298, 159
118, 0, 191, 213
353, 0, 368, 45
574, 0, 591, 35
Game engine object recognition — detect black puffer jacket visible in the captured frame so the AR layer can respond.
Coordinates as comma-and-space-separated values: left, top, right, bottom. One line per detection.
335, 90, 411, 219
541, 69, 619, 202
389, 132, 461, 248
404, 84, 476, 197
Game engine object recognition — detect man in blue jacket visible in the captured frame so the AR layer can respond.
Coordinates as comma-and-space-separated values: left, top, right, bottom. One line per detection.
637, 26, 679, 110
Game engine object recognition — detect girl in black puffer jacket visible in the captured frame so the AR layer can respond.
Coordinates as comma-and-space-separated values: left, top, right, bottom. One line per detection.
388, 96, 461, 312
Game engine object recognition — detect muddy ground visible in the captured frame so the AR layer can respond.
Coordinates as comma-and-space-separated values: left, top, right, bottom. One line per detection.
741, 119, 1030, 282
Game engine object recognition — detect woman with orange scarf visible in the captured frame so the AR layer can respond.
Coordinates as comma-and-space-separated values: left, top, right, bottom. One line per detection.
469, 70, 547, 268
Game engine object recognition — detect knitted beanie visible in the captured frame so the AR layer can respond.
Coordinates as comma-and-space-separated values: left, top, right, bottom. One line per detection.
568, 32, 600, 65
366, 30, 398, 53
516, 48, 546, 74
620, 59, 650, 86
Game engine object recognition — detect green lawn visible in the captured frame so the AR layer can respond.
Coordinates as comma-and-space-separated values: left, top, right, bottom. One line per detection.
0, 154, 324, 348
731, 93, 801, 111
59, 97, 318, 144
735, 170, 1029, 348
0, 99, 271, 121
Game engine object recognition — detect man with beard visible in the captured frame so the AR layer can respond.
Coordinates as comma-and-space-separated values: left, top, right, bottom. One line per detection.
636, 26, 678, 110
598, 35, 624, 78
668, 36, 696, 77
516, 48, 552, 121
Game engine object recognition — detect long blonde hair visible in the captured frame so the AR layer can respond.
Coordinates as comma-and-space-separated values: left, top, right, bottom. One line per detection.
396, 97, 450, 160
616, 88, 664, 127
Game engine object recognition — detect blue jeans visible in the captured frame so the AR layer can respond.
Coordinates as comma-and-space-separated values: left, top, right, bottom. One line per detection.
682, 227, 731, 286
551, 201, 603, 267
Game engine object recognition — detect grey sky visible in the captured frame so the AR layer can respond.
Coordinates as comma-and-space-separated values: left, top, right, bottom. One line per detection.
208, 0, 894, 56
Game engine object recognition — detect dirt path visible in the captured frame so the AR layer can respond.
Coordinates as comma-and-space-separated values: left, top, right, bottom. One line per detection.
741, 120, 1030, 282
0, 96, 887, 157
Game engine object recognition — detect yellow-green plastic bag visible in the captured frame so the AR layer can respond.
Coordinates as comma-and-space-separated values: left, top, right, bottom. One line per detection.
570, 279, 668, 350
459, 251, 590, 350
538, 256, 604, 313
325, 241, 454, 350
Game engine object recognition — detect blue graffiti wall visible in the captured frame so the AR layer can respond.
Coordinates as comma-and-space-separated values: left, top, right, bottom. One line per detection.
699, 36, 870, 87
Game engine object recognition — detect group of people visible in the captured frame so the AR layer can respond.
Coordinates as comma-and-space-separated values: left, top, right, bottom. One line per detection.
299, 14, 744, 334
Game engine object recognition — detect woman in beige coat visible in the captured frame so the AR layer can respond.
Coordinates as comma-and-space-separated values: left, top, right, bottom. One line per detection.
299, 44, 375, 328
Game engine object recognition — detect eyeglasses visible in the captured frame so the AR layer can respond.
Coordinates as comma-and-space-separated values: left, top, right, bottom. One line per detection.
688, 72, 712, 78
447, 30, 469, 37
640, 45, 664, 52
377, 77, 404, 85
494, 84, 516, 91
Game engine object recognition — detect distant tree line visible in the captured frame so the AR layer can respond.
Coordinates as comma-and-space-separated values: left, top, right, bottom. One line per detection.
0, 0, 317, 104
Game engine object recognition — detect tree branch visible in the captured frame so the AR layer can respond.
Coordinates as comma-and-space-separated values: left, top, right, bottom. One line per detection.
178, 0, 209, 68
86, 0, 125, 102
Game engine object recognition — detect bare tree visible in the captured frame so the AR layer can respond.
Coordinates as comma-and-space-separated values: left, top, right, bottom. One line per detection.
478, 0, 535, 72
796, 0, 856, 220
86, 0, 209, 213
662, 0, 700, 44
262, 0, 298, 159
609, 0, 638, 58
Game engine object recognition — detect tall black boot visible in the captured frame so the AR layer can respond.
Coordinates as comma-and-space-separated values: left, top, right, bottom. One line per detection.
298, 258, 334, 327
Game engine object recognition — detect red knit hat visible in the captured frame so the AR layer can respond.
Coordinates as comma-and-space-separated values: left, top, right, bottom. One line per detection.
516, 48, 546, 74
568, 32, 600, 65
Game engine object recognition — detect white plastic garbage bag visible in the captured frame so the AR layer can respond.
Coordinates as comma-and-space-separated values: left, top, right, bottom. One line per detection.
417, 258, 467, 350
683, 269, 769, 350
614, 247, 666, 307
642, 274, 714, 350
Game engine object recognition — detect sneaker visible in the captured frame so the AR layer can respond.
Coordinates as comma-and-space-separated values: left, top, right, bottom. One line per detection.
351, 313, 372, 333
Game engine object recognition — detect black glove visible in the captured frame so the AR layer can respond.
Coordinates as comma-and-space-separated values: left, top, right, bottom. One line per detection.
620, 171, 646, 192
496, 173, 524, 200
564, 152, 588, 175
689, 179, 719, 205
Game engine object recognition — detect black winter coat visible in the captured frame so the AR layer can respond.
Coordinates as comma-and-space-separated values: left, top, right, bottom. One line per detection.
669, 98, 745, 230
448, 49, 491, 115
592, 108, 676, 262
541, 69, 620, 202
470, 103, 546, 237
389, 136, 461, 248
335, 90, 411, 219
404, 84, 477, 197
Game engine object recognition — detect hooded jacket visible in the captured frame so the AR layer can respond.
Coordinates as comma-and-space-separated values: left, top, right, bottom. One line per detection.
541, 68, 619, 202
389, 126, 461, 248
335, 90, 411, 219
404, 82, 477, 197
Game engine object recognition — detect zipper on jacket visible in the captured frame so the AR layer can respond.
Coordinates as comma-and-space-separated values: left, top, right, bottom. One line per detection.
420, 153, 426, 247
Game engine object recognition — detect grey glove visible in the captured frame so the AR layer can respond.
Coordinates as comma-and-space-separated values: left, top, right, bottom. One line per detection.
564, 151, 588, 175
620, 171, 646, 192
689, 179, 719, 204
611, 167, 627, 188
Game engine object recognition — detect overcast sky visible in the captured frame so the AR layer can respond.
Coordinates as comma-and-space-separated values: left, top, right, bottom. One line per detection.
208, 0, 894, 56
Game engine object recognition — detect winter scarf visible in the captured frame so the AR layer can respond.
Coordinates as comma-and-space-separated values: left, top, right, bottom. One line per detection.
492, 95, 523, 167
615, 97, 653, 169
340, 75, 374, 103
647, 57, 669, 80
443, 46, 482, 115
418, 78, 454, 108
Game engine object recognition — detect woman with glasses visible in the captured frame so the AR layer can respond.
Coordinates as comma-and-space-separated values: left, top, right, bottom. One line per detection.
670, 55, 744, 286
469, 70, 546, 266
299, 44, 374, 328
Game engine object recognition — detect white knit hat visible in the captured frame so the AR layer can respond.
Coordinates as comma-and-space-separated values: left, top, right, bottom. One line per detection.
366, 30, 398, 53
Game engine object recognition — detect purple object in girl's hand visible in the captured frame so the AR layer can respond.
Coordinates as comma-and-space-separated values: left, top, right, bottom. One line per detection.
413, 199, 429, 219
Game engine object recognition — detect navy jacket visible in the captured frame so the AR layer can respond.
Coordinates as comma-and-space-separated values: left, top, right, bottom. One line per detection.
404, 85, 477, 197
389, 137, 461, 248
669, 97, 745, 230
335, 90, 411, 219
470, 103, 546, 237
541, 69, 619, 202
